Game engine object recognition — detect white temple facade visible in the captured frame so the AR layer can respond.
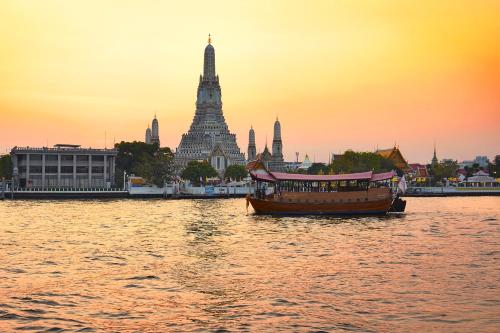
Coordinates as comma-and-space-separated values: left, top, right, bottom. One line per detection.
175, 36, 245, 174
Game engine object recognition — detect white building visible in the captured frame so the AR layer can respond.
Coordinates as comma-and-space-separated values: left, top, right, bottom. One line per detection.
11, 144, 117, 189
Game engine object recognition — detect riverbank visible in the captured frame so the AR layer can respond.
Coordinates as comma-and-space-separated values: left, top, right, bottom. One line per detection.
404, 187, 500, 197
2, 190, 249, 200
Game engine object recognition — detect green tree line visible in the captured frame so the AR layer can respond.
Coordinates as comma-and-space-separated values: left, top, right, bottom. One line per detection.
115, 141, 174, 187
0, 155, 12, 179
298, 150, 398, 176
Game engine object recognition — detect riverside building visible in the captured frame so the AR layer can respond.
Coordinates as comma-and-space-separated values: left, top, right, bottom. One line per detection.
175, 35, 245, 174
10, 144, 117, 189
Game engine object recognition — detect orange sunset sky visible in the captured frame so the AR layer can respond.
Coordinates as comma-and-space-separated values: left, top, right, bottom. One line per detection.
1, 0, 499, 163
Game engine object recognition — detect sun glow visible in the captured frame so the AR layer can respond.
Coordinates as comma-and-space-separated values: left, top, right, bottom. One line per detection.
1, 0, 499, 162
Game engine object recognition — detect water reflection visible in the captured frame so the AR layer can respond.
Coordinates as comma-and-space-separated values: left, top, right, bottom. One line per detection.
0, 197, 498, 332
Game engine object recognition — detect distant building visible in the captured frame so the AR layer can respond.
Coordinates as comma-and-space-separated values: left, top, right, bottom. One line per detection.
408, 163, 430, 184
10, 144, 117, 189
144, 116, 159, 145
458, 160, 474, 169
431, 144, 438, 167
256, 145, 273, 170
461, 170, 498, 187
459, 155, 490, 169
375, 146, 409, 170
284, 161, 301, 171
298, 154, 312, 170
474, 156, 489, 168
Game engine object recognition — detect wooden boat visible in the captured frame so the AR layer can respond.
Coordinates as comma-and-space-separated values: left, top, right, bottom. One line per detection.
247, 170, 403, 215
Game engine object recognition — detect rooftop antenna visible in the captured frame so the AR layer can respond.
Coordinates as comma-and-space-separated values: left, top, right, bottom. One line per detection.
208, 33, 211, 44
295, 152, 299, 163
105, 130, 107, 149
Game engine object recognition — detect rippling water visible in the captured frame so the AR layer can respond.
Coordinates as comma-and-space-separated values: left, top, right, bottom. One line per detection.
0, 197, 499, 332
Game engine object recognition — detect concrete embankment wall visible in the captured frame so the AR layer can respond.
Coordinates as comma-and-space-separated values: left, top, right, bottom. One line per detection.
404, 187, 500, 197
7, 191, 129, 199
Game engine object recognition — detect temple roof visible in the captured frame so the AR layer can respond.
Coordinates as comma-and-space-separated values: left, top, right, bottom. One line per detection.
375, 147, 409, 170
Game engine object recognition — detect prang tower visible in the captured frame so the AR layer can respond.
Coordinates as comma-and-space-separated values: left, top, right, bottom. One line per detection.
247, 126, 257, 162
144, 115, 160, 145
175, 36, 245, 173
269, 117, 284, 171
151, 115, 159, 145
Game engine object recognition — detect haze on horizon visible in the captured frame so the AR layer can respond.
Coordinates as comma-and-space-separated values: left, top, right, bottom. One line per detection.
1, 0, 499, 164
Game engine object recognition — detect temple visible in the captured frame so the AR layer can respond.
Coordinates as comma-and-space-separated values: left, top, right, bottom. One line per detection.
246, 118, 285, 172
375, 146, 409, 171
175, 36, 245, 174
144, 115, 160, 145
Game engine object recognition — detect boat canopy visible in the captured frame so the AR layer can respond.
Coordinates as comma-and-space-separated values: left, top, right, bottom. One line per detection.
250, 170, 395, 183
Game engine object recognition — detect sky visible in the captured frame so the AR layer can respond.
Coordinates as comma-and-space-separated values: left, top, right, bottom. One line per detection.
1, 0, 499, 164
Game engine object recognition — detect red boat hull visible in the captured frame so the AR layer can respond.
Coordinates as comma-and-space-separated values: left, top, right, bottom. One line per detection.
248, 188, 394, 215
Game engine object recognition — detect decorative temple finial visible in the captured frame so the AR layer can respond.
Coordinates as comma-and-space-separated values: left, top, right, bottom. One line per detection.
208, 33, 211, 44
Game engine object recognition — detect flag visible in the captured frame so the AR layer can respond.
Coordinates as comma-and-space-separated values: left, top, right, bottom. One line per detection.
398, 175, 407, 194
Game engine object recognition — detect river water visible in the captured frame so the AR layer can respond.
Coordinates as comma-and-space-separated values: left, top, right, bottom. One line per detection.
0, 197, 499, 332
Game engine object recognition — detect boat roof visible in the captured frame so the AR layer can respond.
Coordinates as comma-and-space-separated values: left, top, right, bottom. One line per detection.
250, 170, 394, 183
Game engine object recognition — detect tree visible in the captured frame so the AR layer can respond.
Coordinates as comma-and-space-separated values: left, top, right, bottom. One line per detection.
149, 148, 175, 186
489, 155, 500, 178
114, 141, 174, 187
0, 155, 12, 179
307, 163, 328, 175
181, 161, 218, 186
432, 160, 458, 183
328, 150, 397, 174
224, 164, 247, 181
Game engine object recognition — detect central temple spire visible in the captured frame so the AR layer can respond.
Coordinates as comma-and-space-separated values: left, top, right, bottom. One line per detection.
175, 37, 245, 174
203, 34, 216, 79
